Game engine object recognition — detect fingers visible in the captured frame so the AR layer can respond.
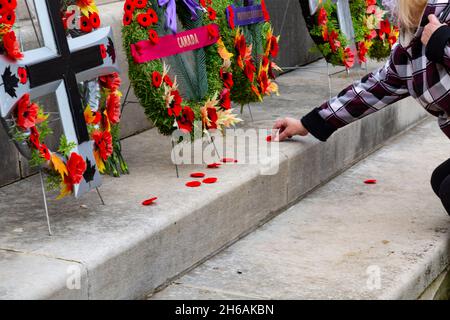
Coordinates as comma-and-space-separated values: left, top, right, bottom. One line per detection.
272, 118, 286, 130
428, 14, 440, 25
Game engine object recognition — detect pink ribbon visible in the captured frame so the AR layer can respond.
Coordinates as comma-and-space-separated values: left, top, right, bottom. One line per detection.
131, 24, 220, 64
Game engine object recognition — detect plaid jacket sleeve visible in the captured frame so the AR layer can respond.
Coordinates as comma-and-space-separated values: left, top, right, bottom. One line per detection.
426, 25, 450, 68
301, 46, 410, 142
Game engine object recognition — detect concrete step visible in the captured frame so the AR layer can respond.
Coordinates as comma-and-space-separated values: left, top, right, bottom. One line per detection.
0, 59, 428, 299
151, 118, 450, 300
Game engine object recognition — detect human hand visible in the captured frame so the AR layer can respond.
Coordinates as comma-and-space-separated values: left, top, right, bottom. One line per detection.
272, 117, 309, 142
421, 14, 445, 46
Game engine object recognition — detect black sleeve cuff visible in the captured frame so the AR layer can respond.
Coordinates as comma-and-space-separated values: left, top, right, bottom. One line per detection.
301, 108, 337, 142
426, 25, 450, 63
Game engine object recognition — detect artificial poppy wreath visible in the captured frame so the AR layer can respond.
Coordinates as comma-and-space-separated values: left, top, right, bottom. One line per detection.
7, 0, 127, 198
123, 0, 242, 137
0, 0, 22, 60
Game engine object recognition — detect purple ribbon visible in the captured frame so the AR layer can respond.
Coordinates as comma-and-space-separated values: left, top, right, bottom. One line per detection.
158, 0, 203, 34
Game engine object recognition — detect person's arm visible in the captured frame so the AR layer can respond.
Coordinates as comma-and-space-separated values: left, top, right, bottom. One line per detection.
425, 24, 450, 67
301, 46, 410, 142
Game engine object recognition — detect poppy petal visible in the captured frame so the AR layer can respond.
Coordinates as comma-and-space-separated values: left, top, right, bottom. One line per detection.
186, 181, 202, 188
142, 197, 158, 206
207, 163, 221, 169
364, 179, 377, 185
203, 177, 218, 184
190, 172, 206, 178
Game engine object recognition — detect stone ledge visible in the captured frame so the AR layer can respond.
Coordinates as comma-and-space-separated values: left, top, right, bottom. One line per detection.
0, 60, 428, 299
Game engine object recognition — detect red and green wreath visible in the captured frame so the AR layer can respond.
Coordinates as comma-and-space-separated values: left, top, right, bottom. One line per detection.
3, 0, 127, 198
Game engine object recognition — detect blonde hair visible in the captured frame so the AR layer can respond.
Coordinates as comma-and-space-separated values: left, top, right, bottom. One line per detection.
397, 0, 428, 30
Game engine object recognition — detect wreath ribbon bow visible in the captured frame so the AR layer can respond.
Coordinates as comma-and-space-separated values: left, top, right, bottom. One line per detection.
158, 0, 203, 33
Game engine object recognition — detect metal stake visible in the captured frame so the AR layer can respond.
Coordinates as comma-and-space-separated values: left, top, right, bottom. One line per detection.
39, 170, 53, 236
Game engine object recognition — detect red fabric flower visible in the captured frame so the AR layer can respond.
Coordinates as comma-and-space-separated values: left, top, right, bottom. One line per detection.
190, 172, 206, 178
0, 10, 15, 25
93, 130, 113, 161
266, 135, 272, 142
364, 179, 377, 185
5, 0, 17, 11
152, 71, 162, 88
220, 68, 234, 89
227, 5, 235, 29
207, 163, 221, 169
203, 177, 218, 184
89, 12, 101, 29
66, 153, 87, 185
134, 0, 147, 9
29, 126, 40, 149
219, 88, 231, 110
163, 75, 173, 87
269, 35, 279, 58
208, 7, 216, 20
147, 8, 158, 24
16, 94, 38, 129
17, 67, 27, 84
318, 7, 328, 26
221, 158, 238, 163
80, 16, 92, 33
207, 24, 218, 39
168, 90, 182, 117
99, 44, 107, 59
99, 72, 121, 91
106, 92, 121, 124
261, 0, 270, 21
244, 61, 256, 82
2, 31, 23, 60
343, 47, 355, 69
148, 29, 159, 44
186, 181, 202, 188
123, 11, 133, 26
358, 41, 368, 63
205, 107, 218, 130
123, 0, 135, 13
39, 144, 51, 161
137, 13, 151, 27
177, 106, 195, 133
142, 197, 158, 206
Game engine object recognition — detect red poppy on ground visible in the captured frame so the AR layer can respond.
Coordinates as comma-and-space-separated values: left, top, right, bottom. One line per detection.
123, 0, 135, 13
123, 11, 133, 26
99, 44, 107, 59
221, 158, 237, 163
186, 181, 202, 188
244, 61, 256, 82
207, 7, 216, 20
80, 16, 93, 33
29, 126, 40, 149
219, 88, 231, 110
147, 8, 158, 24
17, 67, 27, 84
148, 29, 159, 44
191, 172, 206, 178
16, 94, 38, 129
207, 163, 221, 169
220, 69, 234, 89
66, 153, 87, 185
203, 177, 218, 184
0, 10, 15, 25
269, 35, 279, 57
93, 130, 113, 161
39, 144, 51, 161
2, 31, 23, 60
163, 75, 173, 87
207, 24, 218, 39
152, 71, 162, 88
142, 197, 158, 206
106, 92, 121, 124
364, 179, 377, 185
137, 13, 151, 27
177, 106, 195, 133
99, 72, 121, 91
89, 12, 101, 29
134, 0, 147, 9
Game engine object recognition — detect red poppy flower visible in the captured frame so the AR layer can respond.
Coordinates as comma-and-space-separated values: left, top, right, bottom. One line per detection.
99, 72, 121, 91
137, 13, 151, 27
2, 31, 23, 60
99, 44, 107, 59
16, 94, 38, 129
358, 41, 368, 63
207, 163, 221, 169
29, 126, 40, 149
379, 19, 391, 37
79, 16, 92, 33
221, 158, 237, 163
364, 179, 377, 185
134, 0, 147, 9
142, 197, 158, 206
227, 5, 235, 29
244, 61, 256, 82
207, 24, 218, 39
191, 172, 206, 178
152, 71, 162, 88
123, 11, 133, 26
163, 75, 173, 87
17, 67, 27, 84
147, 8, 158, 24
219, 88, 231, 110
106, 92, 121, 124
89, 12, 101, 29
220, 69, 234, 89
343, 47, 355, 69
39, 144, 51, 161
93, 130, 113, 161
205, 107, 218, 130
203, 177, 218, 184
0, 10, 15, 25
266, 135, 272, 142
148, 29, 159, 44
5, 0, 17, 10
168, 90, 182, 117
318, 7, 328, 26
208, 7, 216, 20
261, 0, 270, 21
177, 106, 195, 133
123, 0, 134, 13
186, 181, 202, 188
66, 153, 87, 185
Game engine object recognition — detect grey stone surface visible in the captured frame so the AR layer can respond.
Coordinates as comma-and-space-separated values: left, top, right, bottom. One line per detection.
151, 119, 450, 300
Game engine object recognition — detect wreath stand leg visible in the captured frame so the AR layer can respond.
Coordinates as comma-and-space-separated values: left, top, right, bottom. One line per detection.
121, 83, 139, 114
95, 187, 106, 205
240, 104, 254, 122
171, 140, 180, 178
39, 170, 53, 236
